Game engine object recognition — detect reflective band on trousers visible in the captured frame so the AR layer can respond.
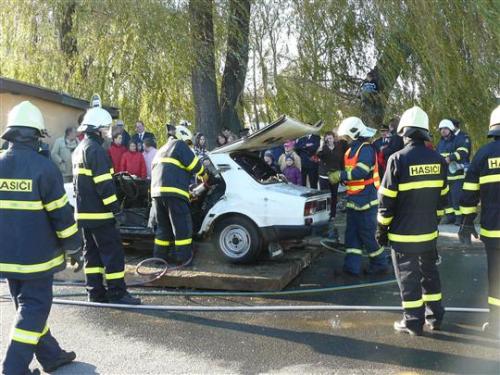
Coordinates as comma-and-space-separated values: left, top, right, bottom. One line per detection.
12, 326, 49, 345
480, 228, 500, 238
423, 293, 442, 302
85, 267, 104, 274
346, 248, 363, 255
448, 175, 465, 181
369, 247, 385, 257
151, 187, 190, 199
0, 254, 64, 274
155, 239, 172, 246
480, 174, 500, 185
441, 186, 449, 196
460, 206, 477, 215
0, 200, 43, 210
388, 231, 438, 243
398, 180, 443, 191
56, 223, 78, 239
488, 296, 500, 306
463, 182, 480, 191
402, 299, 424, 309
44, 194, 69, 211
76, 212, 114, 220
346, 199, 378, 211
105, 271, 125, 280
175, 238, 192, 246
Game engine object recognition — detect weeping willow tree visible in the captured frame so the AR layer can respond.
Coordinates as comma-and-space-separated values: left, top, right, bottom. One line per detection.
1, 0, 498, 148
262, 0, 499, 149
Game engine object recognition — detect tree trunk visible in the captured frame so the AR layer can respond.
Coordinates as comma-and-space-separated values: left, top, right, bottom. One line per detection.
360, 34, 412, 128
189, 0, 220, 149
220, 0, 251, 135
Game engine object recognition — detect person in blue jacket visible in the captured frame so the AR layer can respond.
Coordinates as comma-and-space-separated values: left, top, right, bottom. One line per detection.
0, 101, 83, 374
436, 119, 469, 225
329, 117, 389, 276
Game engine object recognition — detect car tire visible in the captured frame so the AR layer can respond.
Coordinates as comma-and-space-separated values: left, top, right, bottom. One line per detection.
214, 215, 262, 264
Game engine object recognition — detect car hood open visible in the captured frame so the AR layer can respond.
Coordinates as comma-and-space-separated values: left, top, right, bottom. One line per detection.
210, 115, 323, 154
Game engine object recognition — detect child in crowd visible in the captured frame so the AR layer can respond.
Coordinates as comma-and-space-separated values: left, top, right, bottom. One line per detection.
263, 150, 278, 172
194, 133, 208, 159
282, 155, 302, 185
120, 141, 147, 179
216, 133, 227, 147
108, 132, 127, 172
278, 140, 301, 172
142, 138, 157, 179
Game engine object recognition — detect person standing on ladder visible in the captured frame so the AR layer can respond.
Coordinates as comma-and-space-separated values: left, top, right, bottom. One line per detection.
0, 101, 83, 374
377, 106, 448, 336
458, 105, 500, 339
328, 117, 389, 277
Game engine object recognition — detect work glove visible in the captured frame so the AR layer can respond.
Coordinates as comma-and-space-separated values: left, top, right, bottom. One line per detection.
66, 247, 84, 272
376, 224, 389, 247
458, 223, 478, 246
328, 170, 341, 185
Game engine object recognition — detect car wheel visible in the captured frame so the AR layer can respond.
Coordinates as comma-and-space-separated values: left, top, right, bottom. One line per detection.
215, 216, 262, 264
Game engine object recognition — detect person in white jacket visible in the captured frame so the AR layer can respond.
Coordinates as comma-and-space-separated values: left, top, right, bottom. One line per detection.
51, 126, 79, 182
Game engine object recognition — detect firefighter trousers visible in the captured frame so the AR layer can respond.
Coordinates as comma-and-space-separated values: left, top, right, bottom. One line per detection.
485, 242, 500, 327
82, 223, 126, 300
391, 249, 445, 331
2, 276, 64, 375
344, 206, 388, 275
447, 179, 464, 222
153, 196, 193, 261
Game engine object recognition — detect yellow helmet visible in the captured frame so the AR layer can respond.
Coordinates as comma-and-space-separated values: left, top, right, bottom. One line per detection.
6, 101, 46, 135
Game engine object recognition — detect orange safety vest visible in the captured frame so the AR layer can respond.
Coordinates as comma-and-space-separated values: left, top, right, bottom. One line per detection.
344, 142, 380, 195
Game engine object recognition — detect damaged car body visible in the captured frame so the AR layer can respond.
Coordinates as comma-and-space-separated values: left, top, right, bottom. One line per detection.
66, 115, 331, 264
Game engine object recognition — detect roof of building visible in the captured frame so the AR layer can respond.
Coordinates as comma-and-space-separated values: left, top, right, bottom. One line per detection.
0, 76, 119, 118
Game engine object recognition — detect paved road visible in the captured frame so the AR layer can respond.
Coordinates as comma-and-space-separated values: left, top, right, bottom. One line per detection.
1, 226, 499, 374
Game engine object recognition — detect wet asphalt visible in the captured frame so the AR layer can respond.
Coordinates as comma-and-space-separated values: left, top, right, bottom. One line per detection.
1, 224, 499, 374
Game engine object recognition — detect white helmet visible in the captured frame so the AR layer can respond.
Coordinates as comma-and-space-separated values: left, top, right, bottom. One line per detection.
6, 101, 46, 135
337, 117, 376, 140
78, 107, 113, 132
438, 119, 455, 132
397, 106, 429, 134
179, 119, 191, 127
489, 105, 500, 137
175, 125, 192, 142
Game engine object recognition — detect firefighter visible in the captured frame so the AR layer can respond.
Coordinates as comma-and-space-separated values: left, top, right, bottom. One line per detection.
436, 119, 469, 225
151, 124, 207, 265
451, 118, 472, 157
459, 105, 500, 339
328, 117, 389, 276
377, 106, 448, 336
73, 97, 141, 305
0, 101, 83, 374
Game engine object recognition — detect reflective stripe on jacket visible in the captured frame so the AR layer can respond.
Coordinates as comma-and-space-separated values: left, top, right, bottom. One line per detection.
0, 143, 81, 279
460, 139, 500, 246
378, 140, 448, 253
72, 133, 120, 228
436, 133, 469, 180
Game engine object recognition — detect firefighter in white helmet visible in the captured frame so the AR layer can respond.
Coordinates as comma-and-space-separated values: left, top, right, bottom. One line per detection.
1, 101, 83, 373
150, 123, 206, 265
329, 117, 389, 276
72, 95, 141, 305
459, 105, 500, 339
377, 105, 448, 335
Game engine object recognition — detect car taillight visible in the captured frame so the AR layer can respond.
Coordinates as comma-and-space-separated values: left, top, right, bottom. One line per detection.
304, 201, 317, 216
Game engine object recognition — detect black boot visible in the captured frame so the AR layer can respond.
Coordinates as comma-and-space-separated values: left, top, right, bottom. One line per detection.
393, 320, 423, 336
42, 350, 76, 373
109, 291, 142, 305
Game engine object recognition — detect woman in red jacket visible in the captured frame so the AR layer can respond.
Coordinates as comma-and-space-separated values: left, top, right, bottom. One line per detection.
120, 141, 147, 178
108, 133, 127, 172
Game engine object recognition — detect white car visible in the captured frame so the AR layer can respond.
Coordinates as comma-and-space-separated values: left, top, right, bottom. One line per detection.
66, 116, 331, 263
